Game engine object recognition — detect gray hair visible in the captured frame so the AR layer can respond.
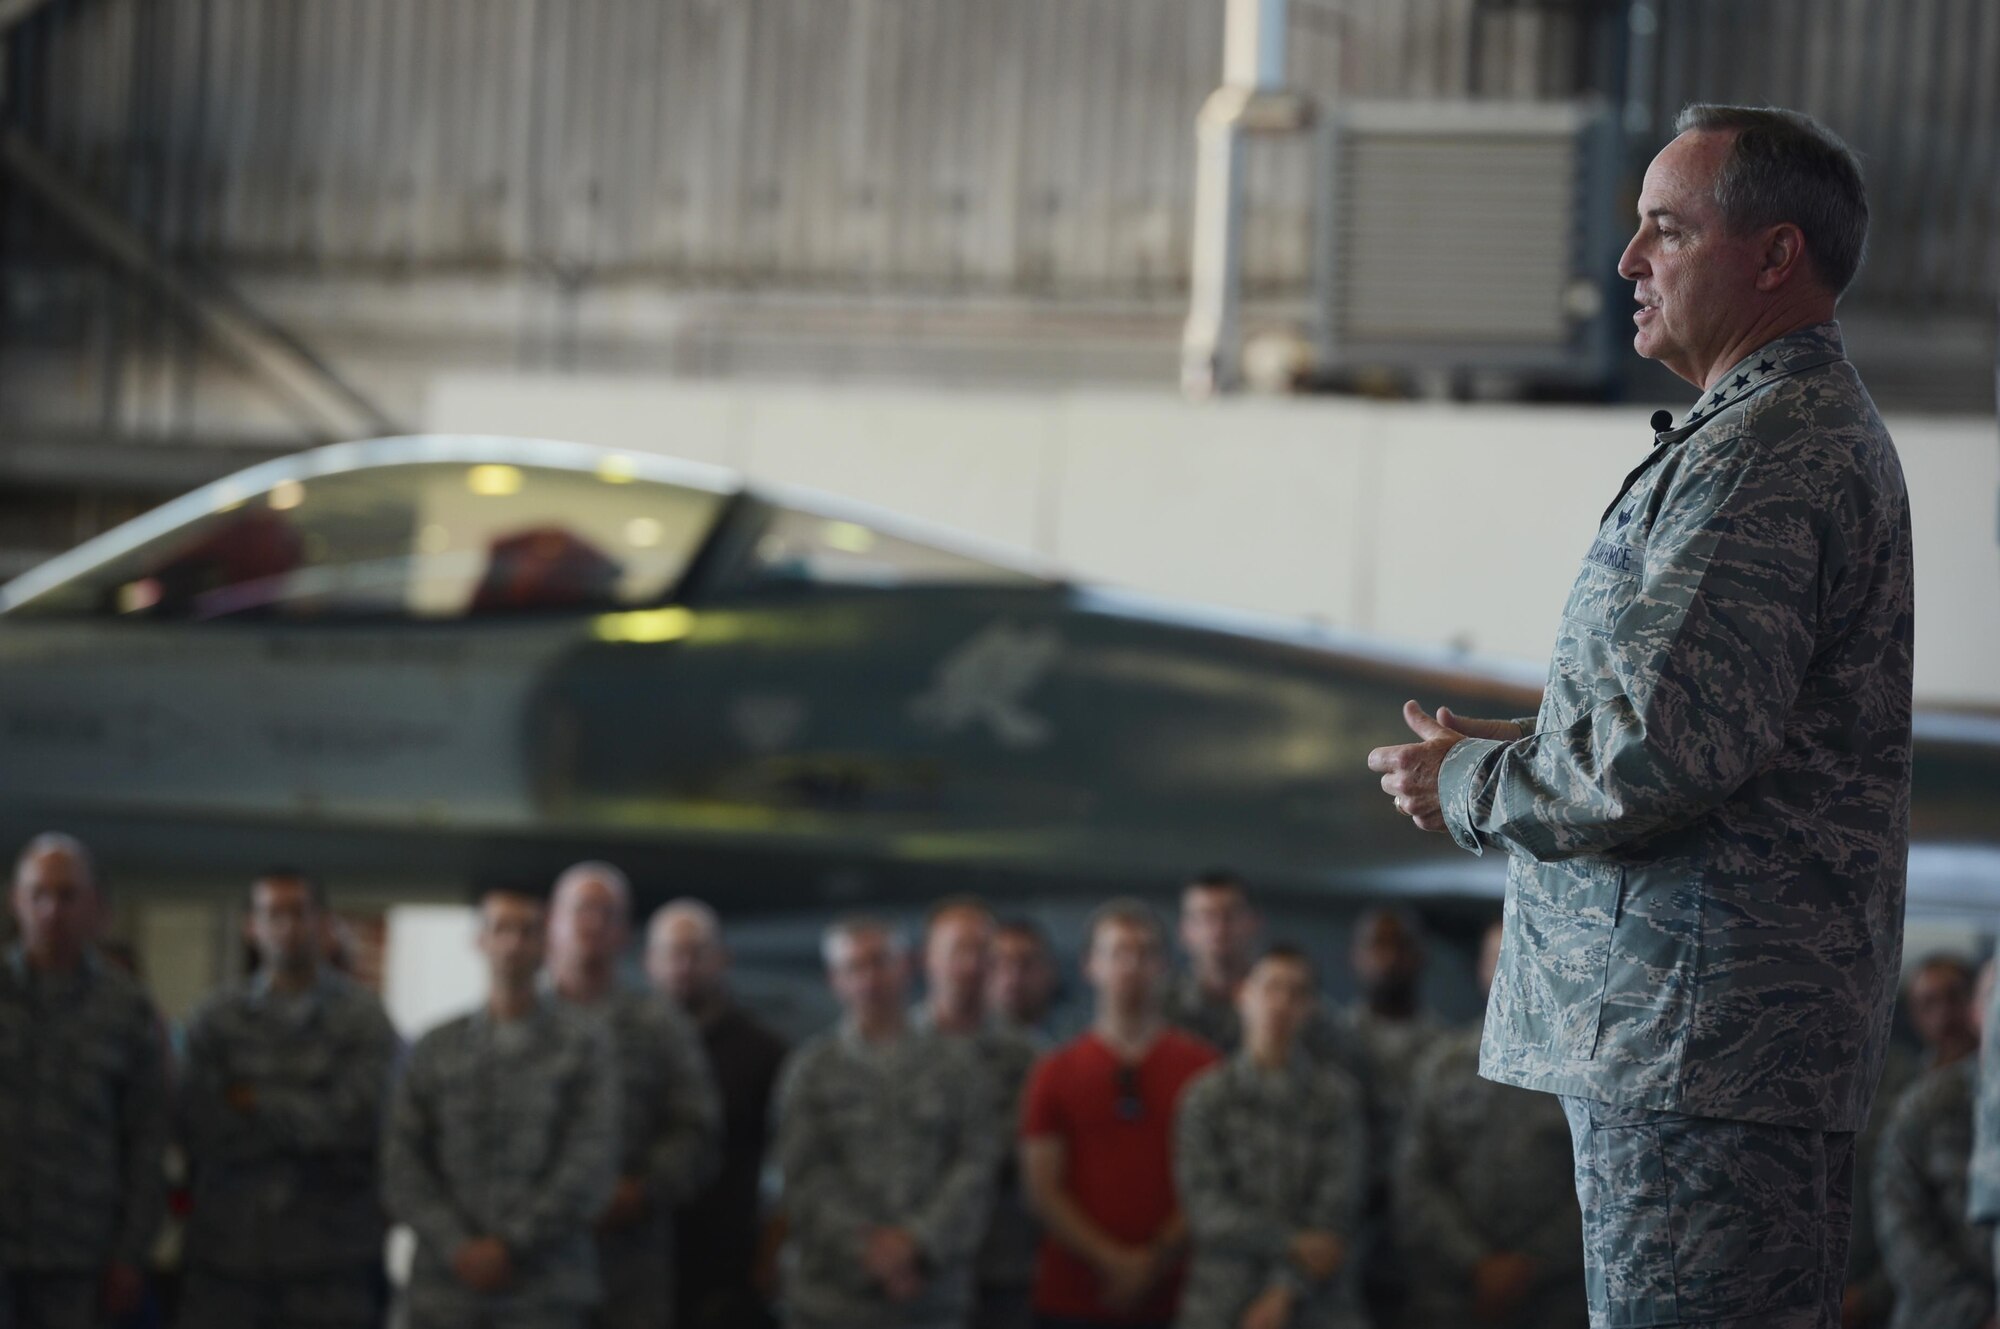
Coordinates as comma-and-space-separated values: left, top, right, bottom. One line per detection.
648, 897, 722, 947
14, 832, 97, 889
820, 915, 905, 967
552, 860, 632, 924
1673, 104, 1869, 297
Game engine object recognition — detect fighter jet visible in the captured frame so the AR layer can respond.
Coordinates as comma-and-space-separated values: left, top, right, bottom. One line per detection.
1, 435, 1993, 915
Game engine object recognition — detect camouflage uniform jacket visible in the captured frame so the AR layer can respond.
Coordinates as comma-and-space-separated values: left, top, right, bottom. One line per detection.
1441, 322, 1914, 1131
774, 1023, 1000, 1328
382, 995, 620, 1312
178, 968, 402, 1275
1396, 1022, 1585, 1328
545, 979, 720, 1207
911, 1006, 1043, 1294
1173, 1054, 1367, 1329
0, 945, 170, 1272
1876, 1058, 1993, 1329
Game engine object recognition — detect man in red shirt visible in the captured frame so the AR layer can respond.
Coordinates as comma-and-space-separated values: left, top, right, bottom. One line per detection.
1021, 899, 1221, 1329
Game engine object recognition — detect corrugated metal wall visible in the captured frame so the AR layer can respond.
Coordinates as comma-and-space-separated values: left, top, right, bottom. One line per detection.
6, 0, 1996, 310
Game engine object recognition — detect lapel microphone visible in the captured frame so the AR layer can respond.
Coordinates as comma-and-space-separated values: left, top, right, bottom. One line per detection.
1650, 409, 1674, 432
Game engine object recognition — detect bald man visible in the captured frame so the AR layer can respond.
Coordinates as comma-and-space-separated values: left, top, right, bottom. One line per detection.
646, 900, 789, 1329
1, 834, 169, 1329
544, 864, 720, 1329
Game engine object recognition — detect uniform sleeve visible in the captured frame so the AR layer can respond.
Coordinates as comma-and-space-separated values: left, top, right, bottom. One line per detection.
638, 1005, 722, 1206
1175, 1072, 1291, 1265
381, 1041, 474, 1260
773, 1046, 873, 1263
254, 1002, 402, 1157
1439, 439, 1826, 862
114, 1005, 171, 1266
1873, 1090, 1993, 1329
1394, 1057, 1486, 1279
903, 1055, 1001, 1265
496, 1024, 621, 1255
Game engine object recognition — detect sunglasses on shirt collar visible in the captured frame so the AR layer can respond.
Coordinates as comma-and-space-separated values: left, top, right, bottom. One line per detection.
1115, 1064, 1142, 1121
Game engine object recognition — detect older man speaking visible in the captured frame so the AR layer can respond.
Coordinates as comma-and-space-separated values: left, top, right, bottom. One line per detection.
1370, 105, 1913, 1329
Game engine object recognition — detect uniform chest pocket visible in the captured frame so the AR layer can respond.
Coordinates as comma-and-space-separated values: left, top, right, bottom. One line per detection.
1562, 546, 1644, 632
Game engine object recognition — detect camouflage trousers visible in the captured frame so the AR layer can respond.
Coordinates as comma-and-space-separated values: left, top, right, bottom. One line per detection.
1561, 1098, 1856, 1329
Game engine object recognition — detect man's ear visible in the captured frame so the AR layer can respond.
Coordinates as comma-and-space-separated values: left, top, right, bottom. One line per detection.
1755, 222, 1809, 291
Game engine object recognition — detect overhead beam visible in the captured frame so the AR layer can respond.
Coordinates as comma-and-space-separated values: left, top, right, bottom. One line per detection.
0, 129, 400, 443
0, 0, 60, 33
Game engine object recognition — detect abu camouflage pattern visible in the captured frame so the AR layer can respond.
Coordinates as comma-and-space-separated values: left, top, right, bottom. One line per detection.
1875, 1059, 1993, 1329
910, 1008, 1044, 1297
0, 946, 170, 1273
1173, 1055, 1368, 1329
774, 1025, 1000, 1329
382, 996, 620, 1319
1562, 1095, 1854, 1328
1397, 1023, 1585, 1329
178, 968, 402, 1278
545, 982, 721, 1329
1439, 322, 1914, 1133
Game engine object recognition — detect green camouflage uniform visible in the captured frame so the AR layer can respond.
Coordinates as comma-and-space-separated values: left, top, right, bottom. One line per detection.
774, 1024, 1000, 1329
1875, 1059, 1992, 1329
1397, 1022, 1586, 1329
383, 996, 620, 1329
1437, 323, 1914, 1328
1172, 1054, 1367, 1329
177, 968, 402, 1329
544, 981, 721, 1329
0, 946, 170, 1326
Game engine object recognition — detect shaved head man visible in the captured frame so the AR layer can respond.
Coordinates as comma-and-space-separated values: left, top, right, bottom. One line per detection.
2, 835, 169, 1328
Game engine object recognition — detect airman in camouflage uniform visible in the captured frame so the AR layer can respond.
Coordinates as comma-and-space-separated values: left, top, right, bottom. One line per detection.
1174, 946, 1365, 1329
1371, 108, 1911, 1329
1874, 1055, 1995, 1329
177, 871, 402, 1329
911, 898, 1044, 1329
543, 864, 721, 1329
0, 834, 169, 1329
1398, 924, 1584, 1329
383, 889, 619, 1329
776, 918, 999, 1329
1167, 874, 1353, 1071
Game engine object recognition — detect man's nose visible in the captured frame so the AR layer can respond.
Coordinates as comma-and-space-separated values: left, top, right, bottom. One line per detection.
1617, 234, 1648, 282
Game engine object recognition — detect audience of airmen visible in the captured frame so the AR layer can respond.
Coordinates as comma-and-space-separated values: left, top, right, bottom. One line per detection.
21, 829, 2000, 1329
